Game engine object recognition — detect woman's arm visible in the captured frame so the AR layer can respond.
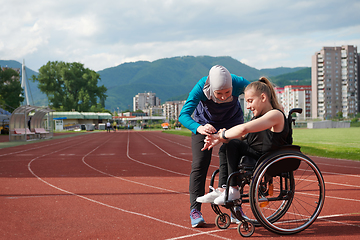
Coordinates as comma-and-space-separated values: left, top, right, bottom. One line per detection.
202, 110, 284, 150
179, 77, 208, 134
223, 109, 284, 139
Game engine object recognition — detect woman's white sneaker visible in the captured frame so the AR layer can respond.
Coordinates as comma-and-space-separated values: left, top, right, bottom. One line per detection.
213, 186, 240, 205
196, 186, 223, 203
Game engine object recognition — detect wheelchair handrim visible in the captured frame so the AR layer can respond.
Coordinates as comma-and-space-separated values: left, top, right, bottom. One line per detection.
252, 154, 325, 234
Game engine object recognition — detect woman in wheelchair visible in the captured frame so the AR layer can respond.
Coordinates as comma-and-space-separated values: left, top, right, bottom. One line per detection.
199, 76, 289, 205
197, 77, 325, 236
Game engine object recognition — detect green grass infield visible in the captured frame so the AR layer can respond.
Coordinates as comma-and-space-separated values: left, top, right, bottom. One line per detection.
163, 127, 360, 161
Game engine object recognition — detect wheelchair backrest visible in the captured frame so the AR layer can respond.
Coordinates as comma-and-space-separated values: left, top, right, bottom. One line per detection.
256, 145, 302, 177
286, 108, 303, 145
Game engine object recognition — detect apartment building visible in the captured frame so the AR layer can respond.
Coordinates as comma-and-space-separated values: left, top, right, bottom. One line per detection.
311, 45, 358, 119
142, 106, 163, 117
162, 100, 185, 120
275, 85, 311, 120
133, 92, 161, 111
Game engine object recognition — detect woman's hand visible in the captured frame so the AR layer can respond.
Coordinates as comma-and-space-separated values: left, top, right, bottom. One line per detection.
201, 133, 221, 151
197, 124, 217, 136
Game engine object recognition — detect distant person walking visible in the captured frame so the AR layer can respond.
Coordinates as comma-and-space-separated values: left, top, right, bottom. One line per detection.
106, 121, 111, 132
113, 121, 117, 132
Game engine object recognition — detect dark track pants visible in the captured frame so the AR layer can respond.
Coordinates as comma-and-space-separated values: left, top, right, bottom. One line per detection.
189, 133, 228, 211
226, 139, 261, 186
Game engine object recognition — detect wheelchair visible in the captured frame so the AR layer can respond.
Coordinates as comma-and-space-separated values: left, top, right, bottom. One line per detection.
208, 108, 325, 237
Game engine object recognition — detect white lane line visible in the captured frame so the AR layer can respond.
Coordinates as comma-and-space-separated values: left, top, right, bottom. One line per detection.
155, 134, 221, 159
165, 228, 236, 240
27, 132, 230, 240
24, 131, 360, 239
141, 133, 219, 168
139, 134, 193, 163
323, 194, 360, 202
5, 194, 69, 199
0, 134, 91, 158
157, 135, 360, 177
317, 162, 360, 170
325, 180, 360, 188
82, 136, 188, 194
321, 170, 360, 178
318, 212, 360, 219
297, 176, 360, 189
318, 213, 360, 228
155, 135, 192, 149
148, 132, 360, 202
136, 133, 217, 181
126, 134, 188, 176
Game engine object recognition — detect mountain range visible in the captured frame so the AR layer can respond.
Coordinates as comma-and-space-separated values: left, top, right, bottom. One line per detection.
0, 56, 311, 111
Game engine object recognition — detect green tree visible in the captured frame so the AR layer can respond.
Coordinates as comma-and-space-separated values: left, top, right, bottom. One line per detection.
32, 61, 107, 111
335, 111, 343, 121
0, 67, 24, 112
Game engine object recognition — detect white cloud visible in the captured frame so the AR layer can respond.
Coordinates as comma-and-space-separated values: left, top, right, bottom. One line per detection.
0, 0, 359, 71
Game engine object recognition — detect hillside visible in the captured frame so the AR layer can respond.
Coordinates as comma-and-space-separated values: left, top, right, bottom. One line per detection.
260, 67, 306, 77
166, 67, 311, 102
269, 67, 311, 87
101, 56, 264, 111
98, 56, 308, 111
1, 57, 309, 111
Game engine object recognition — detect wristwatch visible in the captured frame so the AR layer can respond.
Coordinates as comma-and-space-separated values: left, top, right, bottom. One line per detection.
222, 130, 228, 140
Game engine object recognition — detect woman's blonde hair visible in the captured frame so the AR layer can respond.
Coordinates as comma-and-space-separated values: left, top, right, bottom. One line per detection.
245, 77, 282, 110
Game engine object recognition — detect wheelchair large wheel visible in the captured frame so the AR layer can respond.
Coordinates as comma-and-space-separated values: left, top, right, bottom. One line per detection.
249, 153, 325, 235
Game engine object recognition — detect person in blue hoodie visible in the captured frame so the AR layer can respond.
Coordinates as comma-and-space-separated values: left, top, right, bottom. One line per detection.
179, 65, 250, 227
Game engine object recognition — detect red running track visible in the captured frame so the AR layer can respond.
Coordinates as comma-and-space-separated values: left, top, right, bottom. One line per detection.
0, 131, 359, 239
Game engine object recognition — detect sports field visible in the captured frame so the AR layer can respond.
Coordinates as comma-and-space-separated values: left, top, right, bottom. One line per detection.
293, 127, 360, 160
165, 127, 360, 161
0, 131, 359, 239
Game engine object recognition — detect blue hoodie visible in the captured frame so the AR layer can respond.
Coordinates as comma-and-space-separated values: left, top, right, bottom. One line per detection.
179, 74, 250, 134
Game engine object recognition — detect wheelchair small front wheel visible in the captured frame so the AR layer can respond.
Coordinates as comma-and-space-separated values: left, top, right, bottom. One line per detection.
237, 221, 255, 237
215, 213, 231, 229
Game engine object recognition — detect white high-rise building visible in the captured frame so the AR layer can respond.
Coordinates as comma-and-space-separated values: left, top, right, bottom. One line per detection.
275, 85, 311, 120
162, 101, 185, 120
133, 92, 161, 112
311, 45, 358, 119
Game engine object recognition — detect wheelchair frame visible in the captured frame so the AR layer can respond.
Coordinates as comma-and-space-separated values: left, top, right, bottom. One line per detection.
208, 108, 325, 237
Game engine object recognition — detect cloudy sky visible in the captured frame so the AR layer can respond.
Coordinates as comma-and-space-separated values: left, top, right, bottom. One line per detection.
1, 0, 360, 72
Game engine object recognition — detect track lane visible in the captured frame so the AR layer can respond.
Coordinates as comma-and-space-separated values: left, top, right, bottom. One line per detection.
23, 132, 231, 239
1, 131, 359, 239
